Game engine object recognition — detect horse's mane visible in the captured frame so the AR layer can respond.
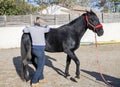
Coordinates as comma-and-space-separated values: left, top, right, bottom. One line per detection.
67, 14, 85, 26
56, 11, 96, 28
68, 11, 96, 25
68, 16, 81, 25
56, 13, 85, 29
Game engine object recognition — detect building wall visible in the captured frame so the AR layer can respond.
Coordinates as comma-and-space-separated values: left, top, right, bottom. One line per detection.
0, 23, 120, 49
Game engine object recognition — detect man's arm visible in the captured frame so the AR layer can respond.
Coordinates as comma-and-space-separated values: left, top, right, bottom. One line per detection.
44, 25, 50, 33
23, 27, 30, 33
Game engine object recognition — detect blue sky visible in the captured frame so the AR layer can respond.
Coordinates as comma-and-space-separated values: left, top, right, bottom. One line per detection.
25, 0, 38, 6
25, 0, 49, 5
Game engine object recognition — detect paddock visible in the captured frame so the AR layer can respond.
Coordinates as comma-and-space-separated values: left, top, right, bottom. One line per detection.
0, 44, 120, 87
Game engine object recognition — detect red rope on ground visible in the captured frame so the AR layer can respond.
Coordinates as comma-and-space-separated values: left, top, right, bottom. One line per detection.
94, 33, 114, 87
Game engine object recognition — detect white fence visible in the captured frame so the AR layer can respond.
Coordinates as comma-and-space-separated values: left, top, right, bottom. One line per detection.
0, 23, 120, 49
1, 13, 120, 27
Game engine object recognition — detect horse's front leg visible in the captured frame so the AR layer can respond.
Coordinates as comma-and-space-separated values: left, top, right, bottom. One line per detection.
65, 55, 71, 78
72, 52, 80, 79
65, 50, 80, 79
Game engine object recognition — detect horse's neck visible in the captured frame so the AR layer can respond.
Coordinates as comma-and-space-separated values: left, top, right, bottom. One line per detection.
72, 15, 88, 37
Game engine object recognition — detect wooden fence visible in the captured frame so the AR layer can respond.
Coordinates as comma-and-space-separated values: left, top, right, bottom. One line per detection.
0, 13, 120, 27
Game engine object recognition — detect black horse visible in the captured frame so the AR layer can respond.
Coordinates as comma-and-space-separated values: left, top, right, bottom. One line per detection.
21, 10, 104, 81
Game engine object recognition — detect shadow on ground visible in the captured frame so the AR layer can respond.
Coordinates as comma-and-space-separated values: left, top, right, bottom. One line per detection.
13, 55, 65, 81
13, 56, 120, 86
13, 56, 23, 80
81, 69, 120, 87
13, 56, 35, 81
45, 55, 65, 77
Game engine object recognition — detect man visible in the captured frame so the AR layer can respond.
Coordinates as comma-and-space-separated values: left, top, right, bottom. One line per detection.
23, 17, 50, 87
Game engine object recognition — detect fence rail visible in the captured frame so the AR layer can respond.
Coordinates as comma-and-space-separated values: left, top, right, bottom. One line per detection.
0, 13, 120, 27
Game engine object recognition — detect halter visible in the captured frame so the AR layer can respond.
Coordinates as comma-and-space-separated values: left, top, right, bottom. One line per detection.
85, 15, 103, 30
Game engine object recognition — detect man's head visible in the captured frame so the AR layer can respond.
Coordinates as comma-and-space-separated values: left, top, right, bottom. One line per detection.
34, 17, 46, 26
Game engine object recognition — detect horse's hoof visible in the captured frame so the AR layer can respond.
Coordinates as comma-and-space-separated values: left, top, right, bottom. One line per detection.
25, 77, 29, 82
65, 73, 70, 78
70, 77, 78, 82
21, 78, 25, 81
75, 75, 80, 79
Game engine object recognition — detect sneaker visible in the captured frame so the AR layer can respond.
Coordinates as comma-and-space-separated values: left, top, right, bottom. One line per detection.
31, 83, 42, 87
39, 79, 47, 83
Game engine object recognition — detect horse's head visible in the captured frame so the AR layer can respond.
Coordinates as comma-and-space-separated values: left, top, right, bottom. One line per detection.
85, 10, 104, 36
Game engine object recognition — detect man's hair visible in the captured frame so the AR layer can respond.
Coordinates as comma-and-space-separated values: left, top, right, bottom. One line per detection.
34, 17, 46, 26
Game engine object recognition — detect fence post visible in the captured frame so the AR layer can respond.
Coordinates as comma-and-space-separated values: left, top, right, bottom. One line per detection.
102, 13, 104, 23
4, 15, 6, 27
54, 14, 56, 25
69, 14, 70, 22
30, 14, 33, 25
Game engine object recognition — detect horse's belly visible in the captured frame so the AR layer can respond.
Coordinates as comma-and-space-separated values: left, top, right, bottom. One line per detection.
45, 45, 63, 52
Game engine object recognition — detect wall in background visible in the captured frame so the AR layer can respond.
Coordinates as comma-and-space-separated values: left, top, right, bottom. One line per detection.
0, 23, 120, 49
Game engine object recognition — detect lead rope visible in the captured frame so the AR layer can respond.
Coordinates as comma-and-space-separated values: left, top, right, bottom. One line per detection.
94, 32, 114, 87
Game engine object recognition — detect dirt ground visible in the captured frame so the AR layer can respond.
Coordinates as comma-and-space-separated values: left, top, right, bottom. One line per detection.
0, 44, 120, 87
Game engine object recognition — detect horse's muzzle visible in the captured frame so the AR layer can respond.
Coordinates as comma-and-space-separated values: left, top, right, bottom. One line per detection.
96, 28, 104, 36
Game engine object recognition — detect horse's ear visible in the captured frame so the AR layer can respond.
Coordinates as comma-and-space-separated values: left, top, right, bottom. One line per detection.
86, 9, 89, 13
86, 9, 95, 15
90, 9, 96, 14
90, 9, 93, 12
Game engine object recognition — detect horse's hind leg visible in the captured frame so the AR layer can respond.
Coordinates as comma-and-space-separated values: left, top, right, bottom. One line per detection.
22, 59, 29, 81
31, 56, 37, 69
65, 55, 71, 78
21, 61, 25, 80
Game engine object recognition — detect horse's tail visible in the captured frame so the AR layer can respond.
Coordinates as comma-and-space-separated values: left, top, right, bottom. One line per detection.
20, 33, 32, 81
21, 33, 32, 60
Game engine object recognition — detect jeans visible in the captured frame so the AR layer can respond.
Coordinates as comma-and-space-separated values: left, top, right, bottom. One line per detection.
31, 46, 45, 84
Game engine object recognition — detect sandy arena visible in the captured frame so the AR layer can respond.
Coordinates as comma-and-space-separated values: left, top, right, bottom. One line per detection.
0, 44, 120, 87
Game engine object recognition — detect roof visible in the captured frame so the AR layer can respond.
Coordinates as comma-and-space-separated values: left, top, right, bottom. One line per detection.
70, 5, 100, 13
39, 5, 70, 15
71, 5, 89, 11
62, 5, 100, 14
39, 5, 100, 15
